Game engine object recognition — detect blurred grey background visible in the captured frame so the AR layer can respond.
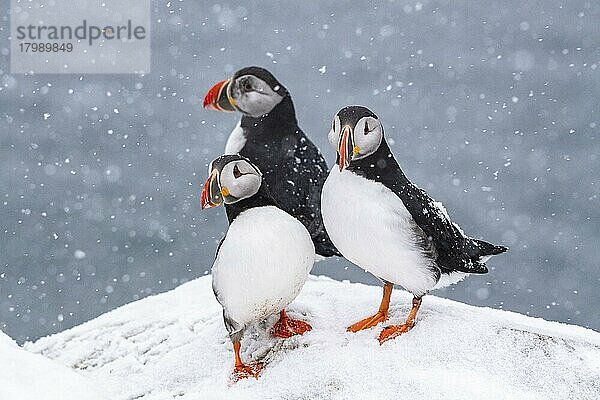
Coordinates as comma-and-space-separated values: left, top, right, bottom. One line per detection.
1, 0, 598, 343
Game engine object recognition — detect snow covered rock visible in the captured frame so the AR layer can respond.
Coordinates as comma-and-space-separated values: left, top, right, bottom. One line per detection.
21, 275, 600, 400
0, 331, 106, 400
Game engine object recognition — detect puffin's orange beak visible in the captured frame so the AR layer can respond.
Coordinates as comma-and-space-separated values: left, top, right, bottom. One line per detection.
203, 79, 236, 112
338, 125, 351, 171
201, 171, 221, 209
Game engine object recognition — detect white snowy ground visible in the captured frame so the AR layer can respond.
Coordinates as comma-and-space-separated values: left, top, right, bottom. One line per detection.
0, 331, 106, 400
4, 275, 600, 400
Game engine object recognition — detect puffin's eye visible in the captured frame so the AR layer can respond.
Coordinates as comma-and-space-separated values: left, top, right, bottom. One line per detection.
364, 120, 370, 135
243, 80, 253, 92
233, 164, 242, 178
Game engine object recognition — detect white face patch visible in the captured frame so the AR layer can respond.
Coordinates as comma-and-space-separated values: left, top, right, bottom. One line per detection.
230, 75, 284, 117
219, 159, 262, 203
352, 116, 383, 160
328, 114, 383, 161
328, 115, 341, 150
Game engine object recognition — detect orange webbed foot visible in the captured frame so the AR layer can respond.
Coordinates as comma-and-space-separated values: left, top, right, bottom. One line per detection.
271, 311, 312, 338
378, 322, 415, 344
348, 282, 393, 333
347, 310, 389, 332
232, 362, 263, 381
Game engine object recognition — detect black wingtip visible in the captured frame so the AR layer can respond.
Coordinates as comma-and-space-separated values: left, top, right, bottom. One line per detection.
493, 245, 509, 255
314, 235, 342, 257
486, 244, 508, 256
472, 239, 508, 257
314, 242, 342, 258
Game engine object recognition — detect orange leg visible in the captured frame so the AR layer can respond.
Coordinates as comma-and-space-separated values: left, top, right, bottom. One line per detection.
271, 309, 312, 339
347, 282, 393, 332
232, 340, 262, 381
378, 296, 423, 344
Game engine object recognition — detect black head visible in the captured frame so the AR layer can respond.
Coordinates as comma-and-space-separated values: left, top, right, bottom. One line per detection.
328, 106, 384, 171
201, 154, 262, 209
203, 66, 288, 117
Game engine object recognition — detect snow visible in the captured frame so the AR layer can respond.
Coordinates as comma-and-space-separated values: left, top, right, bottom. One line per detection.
0, 331, 106, 400
16, 275, 600, 400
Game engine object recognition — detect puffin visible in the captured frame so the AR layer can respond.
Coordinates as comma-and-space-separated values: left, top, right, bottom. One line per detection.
321, 106, 507, 344
201, 154, 315, 380
203, 66, 340, 259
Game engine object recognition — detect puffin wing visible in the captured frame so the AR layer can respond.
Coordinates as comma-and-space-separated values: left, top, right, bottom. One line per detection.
387, 173, 488, 274
211, 234, 244, 340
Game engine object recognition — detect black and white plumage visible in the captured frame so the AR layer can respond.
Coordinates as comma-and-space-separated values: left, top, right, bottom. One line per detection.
321, 106, 507, 343
201, 154, 314, 379
203, 66, 340, 258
